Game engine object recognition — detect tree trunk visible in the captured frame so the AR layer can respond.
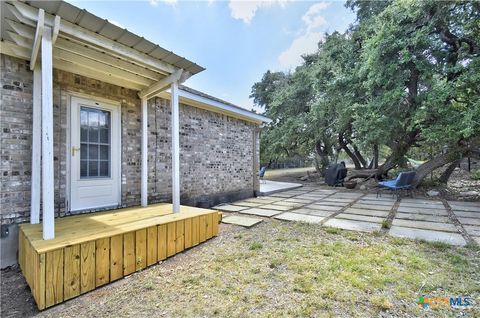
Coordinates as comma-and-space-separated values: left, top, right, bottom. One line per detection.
347, 139, 368, 168
315, 140, 331, 176
412, 152, 461, 187
338, 134, 362, 169
373, 144, 379, 169
438, 159, 460, 184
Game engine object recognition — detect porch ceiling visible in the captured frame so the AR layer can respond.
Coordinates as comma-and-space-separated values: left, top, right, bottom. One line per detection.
0, 1, 205, 91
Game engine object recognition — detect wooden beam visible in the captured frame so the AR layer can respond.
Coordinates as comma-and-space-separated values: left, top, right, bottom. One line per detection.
10, 1, 177, 75
0, 41, 30, 60
6, 19, 35, 40
7, 31, 33, 49
52, 15, 61, 44
41, 27, 55, 240
31, 64, 41, 224
54, 48, 153, 86
138, 69, 183, 100
52, 59, 145, 91
141, 98, 148, 207
55, 38, 163, 81
171, 81, 180, 213
30, 9, 44, 70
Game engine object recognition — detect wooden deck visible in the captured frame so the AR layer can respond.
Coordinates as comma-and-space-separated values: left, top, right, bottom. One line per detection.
19, 204, 221, 310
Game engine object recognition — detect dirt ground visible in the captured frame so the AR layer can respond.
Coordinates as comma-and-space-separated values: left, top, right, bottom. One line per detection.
1, 218, 479, 317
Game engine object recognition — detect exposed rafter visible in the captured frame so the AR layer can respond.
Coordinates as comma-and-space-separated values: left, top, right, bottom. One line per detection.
29, 8, 44, 70
9, 1, 178, 76
138, 69, 190, 99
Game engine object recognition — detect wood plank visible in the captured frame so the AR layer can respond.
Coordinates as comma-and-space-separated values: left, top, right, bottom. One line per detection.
192, 216, 199, 246
157, 224, 167, 261
123, 232, 135, 276
80, 241, 95, 293
38, 253, 46, 309
167, 222, 176, 257
31, 250, 38, 305
22, 203, 215, 253
206, 213, 213, 239
184, 218, 192, 249
146, 226, 157, 266
95, 238, 110, 287
64, 245, 80, 300
18, 229, 24, 272
45, 249, 63, 307
135, 229, 147, 271
176, 220, 185, 253
110, 234, 123, 281
212, 212, 219, 236
199, 215, 207, 243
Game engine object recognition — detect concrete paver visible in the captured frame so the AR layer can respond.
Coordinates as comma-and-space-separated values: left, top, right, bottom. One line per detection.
239, 208, 283, 217
343, 208, 390, 217
274, 212, 325, 224
389, 226, 466, 246
214, 205, 248, 212
392, 219, 458, 233
222, 215, 263, 227
334, 213, 385, 224
324, 218, 382, 232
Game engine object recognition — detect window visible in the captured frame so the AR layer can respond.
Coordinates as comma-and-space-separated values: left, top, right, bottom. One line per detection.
80, 107, 111, 178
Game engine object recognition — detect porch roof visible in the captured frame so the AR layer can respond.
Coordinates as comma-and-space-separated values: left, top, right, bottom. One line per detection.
0, 0, 205, 90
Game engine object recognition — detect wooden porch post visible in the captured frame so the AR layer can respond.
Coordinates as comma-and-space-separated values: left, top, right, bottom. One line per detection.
141, 97, 148, 207
41, 27, 54, 240
30, 64, 41, 224
171, 81, 180, 213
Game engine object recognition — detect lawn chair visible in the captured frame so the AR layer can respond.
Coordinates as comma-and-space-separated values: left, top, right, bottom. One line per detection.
258, 166, 267, 184
377, 171, 416, 198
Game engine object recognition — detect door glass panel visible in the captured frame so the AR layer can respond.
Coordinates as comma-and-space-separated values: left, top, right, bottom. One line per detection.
80, 106, 111, 178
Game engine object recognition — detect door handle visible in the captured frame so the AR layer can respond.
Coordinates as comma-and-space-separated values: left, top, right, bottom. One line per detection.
71, 146, 81, 156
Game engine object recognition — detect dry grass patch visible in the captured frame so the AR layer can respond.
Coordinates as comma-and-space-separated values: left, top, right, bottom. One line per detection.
37, 220, 479, 317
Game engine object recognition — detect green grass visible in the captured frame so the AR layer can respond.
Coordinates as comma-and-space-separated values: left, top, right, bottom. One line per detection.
39, 221, 480, 317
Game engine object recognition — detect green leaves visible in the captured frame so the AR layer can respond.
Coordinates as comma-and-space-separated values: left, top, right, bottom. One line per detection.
253, 0, 480, 165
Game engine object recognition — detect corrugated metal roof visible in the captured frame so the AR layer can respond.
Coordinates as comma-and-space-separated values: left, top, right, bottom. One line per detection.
24, 0, 205, 75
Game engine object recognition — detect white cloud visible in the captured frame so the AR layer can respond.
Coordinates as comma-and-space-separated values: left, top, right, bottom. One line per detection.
229, 0, 288, 24
108, 19, 125, 29
278, 1, 330, 69
150, 0, 177, 6
278, 31, 324, 68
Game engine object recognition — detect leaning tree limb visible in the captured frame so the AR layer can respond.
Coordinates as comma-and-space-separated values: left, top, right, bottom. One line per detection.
438, 159, 461, 184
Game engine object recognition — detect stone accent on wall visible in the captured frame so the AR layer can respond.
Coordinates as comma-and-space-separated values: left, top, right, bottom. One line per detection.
1, 54, 260, 224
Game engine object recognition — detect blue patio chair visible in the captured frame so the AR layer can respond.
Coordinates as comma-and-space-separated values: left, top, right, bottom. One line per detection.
258, 166, 267, 184
377, 171, 416, 198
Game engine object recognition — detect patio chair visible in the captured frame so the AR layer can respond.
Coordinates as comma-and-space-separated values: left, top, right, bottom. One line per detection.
258, 166, 267, 184
377, 171, 416, 198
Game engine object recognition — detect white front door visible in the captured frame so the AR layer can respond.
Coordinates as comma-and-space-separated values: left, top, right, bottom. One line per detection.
70, 96, 121, 211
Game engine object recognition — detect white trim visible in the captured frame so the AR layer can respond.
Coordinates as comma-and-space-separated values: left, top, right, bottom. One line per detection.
138, 69, 183, 99
41, 27, 54, 240
156, 89, 271, 124
30, 64, 41, 224
171, 82, 180, 213
10, 1, 176, 76
51, 15, 60, 44
141, 98, 148, 207
29, 8, 44, 70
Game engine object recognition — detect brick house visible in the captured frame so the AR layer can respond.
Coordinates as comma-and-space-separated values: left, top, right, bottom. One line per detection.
1, 0, 270, 268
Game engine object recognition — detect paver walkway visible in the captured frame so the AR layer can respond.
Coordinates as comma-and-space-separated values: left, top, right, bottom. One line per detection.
214, 187, 480, 246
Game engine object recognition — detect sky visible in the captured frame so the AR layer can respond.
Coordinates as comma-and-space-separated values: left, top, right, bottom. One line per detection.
69, 0, 356, 111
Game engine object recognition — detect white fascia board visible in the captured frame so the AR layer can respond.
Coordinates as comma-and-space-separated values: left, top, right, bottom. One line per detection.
177, 88, 272, 124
